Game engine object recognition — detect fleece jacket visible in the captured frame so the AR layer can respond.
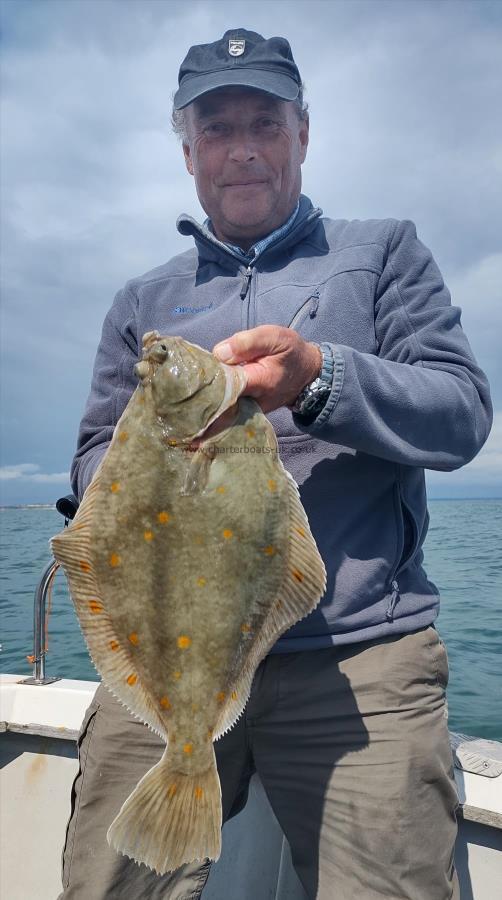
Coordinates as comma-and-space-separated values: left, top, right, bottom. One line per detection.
71, 194, 493, 651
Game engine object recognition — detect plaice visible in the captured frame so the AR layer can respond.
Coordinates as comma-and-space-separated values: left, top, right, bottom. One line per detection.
51, 331, 327, 874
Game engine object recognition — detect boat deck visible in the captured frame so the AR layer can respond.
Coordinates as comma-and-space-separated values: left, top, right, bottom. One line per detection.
1, 674, 501, 899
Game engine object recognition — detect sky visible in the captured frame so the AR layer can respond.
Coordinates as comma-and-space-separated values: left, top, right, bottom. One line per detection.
1, 0, 501, 505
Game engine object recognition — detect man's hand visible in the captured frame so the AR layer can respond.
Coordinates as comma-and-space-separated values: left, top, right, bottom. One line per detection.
213, 325, 322, 413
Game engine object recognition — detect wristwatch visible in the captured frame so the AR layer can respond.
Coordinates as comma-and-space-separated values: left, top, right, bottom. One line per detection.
289, 342, 334, 421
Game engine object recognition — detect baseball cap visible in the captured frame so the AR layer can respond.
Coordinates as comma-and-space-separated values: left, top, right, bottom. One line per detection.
173, 29, 302, 110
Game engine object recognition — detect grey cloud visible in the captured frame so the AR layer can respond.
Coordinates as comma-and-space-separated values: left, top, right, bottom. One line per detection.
1, 0, 501, 503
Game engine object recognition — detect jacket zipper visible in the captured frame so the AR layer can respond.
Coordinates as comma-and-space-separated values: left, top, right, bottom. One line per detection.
288, 290, 320, 331
240, 266, 253, 300
239, 264, 254, 329
385, 484, 420, 622
386, 581, 400, 621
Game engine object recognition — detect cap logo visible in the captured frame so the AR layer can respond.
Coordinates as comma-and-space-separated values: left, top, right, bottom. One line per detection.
228, 39, 245, 57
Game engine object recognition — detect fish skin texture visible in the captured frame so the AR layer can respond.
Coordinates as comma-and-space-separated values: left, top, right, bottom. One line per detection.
51, 332, 327, 874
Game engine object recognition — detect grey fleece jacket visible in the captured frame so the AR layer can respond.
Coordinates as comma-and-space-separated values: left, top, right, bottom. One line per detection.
71, 194, 492, 652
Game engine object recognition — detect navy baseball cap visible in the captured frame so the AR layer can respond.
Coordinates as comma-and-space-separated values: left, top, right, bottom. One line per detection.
173, 29, 302, 110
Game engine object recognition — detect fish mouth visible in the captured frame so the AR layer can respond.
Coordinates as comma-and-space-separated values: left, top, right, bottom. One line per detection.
187, 403, 240, 449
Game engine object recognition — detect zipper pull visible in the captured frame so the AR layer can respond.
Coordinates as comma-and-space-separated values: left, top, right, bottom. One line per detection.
309, 291, 320, 318
386, 580, 400, 622
240, 266, 252, 300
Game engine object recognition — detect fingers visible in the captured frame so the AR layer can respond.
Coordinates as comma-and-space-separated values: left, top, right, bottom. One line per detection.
213, 325, 286, 364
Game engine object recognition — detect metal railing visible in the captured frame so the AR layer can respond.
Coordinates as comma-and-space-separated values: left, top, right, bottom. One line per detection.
21, 559, 61, 685
21, 494, 79, 686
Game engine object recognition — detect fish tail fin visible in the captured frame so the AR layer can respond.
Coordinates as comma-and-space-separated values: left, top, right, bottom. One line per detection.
107, 745, 222, 874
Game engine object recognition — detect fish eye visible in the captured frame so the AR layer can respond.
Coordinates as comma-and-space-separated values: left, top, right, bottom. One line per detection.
160, 344, 167, 351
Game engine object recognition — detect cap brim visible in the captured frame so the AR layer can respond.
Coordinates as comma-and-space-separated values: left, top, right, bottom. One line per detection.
173, 68, 300, 110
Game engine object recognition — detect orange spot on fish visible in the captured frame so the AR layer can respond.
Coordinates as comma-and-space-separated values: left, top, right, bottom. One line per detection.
241, 623, 252, 633
109, 640, 119, 651
222, 529, 233, 539
263, 545, 276, 556
79, 560, 91, 573
194, 786, 204, 800
245, 427, 256, 438
118, 431, 128, 443
168, 784, 177, 797
109, 553, 121, 568
128, 632, 139, 646
197, 577, 206, 587
177, 636, 192, 649
110, 482, 120, 493
295, 526, 306, 537
216, 485, 226, 494
216, 692, 226, 704
194, 535, 204, 545
126, 674, 137, 686
292, 568, 304, 583
157, 511, 170, 524
267, 479, 277, 492
89, 600, 103, 614
231, 691, 238, 700
173, 670, 182, 680
183, 743, 193, 755
167, 438, 178, 447
207, 727, 213, 739
143, 530, 154, 542
160, 696, 171, 709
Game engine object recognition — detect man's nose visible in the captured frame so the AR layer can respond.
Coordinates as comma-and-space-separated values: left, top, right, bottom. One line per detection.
228, 133, 257, 163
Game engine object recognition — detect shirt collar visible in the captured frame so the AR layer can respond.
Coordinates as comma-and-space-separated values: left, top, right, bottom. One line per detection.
204, 201, 300, 264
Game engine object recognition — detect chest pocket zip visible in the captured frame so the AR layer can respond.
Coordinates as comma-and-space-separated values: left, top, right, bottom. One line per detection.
288, 289, 320, 331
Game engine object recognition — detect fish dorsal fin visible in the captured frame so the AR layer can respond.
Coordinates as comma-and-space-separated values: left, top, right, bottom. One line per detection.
51, 475, 166, 737
213, 467, 326, 741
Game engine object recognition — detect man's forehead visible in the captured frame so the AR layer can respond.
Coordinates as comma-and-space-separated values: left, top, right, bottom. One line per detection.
190, 88, 284, 118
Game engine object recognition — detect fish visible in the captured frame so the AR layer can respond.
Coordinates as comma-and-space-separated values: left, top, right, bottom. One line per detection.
51, 330, 326, 874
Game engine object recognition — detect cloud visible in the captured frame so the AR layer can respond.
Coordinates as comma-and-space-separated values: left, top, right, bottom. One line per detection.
1, 0, 501, 503
0, 464, 70, 484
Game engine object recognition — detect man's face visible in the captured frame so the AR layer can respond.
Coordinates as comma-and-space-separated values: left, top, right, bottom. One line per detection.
182, 87, 309, 249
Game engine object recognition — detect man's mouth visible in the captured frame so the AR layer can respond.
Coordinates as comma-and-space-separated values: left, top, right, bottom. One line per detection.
223, 180, 266, 187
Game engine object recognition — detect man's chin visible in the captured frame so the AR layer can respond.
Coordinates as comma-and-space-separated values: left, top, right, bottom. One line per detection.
218, 205, 274, 243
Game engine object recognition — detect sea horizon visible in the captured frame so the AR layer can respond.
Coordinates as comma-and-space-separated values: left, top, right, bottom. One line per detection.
1, 500, 501, 742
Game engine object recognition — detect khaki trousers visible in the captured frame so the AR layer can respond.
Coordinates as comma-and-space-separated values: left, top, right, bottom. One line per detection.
58, 625, 459, 899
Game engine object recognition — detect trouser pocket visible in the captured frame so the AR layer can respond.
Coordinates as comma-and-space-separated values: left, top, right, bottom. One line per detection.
61, 697, 100, 890
426, 626, 450, 690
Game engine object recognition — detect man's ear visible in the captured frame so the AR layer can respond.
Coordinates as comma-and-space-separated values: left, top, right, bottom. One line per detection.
183, 141, 194, 176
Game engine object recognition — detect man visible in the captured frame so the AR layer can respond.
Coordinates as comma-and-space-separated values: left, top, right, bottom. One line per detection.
60, 28, 492, 900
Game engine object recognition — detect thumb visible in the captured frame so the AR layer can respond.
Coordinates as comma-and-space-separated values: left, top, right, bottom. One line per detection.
213, 326, 280, 364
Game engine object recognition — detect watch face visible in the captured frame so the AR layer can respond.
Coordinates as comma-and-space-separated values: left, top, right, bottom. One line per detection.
303, 385, 330, 413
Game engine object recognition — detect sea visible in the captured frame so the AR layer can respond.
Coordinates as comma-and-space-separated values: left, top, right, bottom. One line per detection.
1, 500, 501, 741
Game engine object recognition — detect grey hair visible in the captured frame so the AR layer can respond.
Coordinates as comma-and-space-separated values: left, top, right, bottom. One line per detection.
171, 82, 309, 143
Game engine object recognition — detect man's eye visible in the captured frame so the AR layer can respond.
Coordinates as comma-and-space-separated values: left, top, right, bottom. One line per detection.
204, 122, 228, 137
255, 118, 278, 131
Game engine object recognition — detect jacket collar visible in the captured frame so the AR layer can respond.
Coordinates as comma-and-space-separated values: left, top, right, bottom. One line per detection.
176, 194, 323, 268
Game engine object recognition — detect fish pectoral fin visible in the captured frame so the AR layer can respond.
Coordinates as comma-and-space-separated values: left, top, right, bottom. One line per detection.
50, 475, 166, 737
107, 745, 222, 874
180, 445, 216, 496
